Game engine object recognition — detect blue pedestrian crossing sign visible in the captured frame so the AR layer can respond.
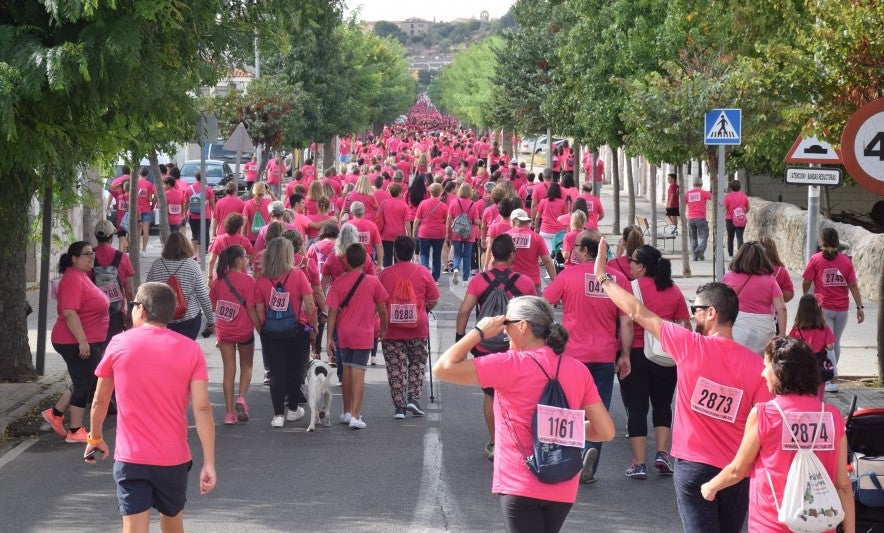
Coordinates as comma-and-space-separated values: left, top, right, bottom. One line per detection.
704, 109, 742, 145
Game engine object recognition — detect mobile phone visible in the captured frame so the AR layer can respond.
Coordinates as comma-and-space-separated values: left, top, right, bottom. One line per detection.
84, 448, 101, 461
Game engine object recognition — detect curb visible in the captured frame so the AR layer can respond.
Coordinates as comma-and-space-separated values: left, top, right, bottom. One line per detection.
0, 377, 68, 442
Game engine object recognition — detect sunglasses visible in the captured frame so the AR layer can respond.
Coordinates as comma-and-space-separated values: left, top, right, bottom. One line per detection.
502, 319, 523, 326
690, 305, 711, 314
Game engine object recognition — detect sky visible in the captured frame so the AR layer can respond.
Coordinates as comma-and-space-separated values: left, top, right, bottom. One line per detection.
344, 0, 514, 23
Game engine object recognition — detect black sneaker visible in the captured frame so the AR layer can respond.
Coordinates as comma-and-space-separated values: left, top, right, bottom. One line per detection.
580, 448, 599, 484
263, 370, 271, 386
654, 451, 674, 475
406, 398, 425, 416
394, 407, 406, 420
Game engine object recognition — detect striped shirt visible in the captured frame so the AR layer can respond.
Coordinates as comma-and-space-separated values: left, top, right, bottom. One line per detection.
146, 258, 215, 324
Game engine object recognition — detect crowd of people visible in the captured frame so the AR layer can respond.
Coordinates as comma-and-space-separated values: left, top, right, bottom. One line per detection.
45, 118, 868, 532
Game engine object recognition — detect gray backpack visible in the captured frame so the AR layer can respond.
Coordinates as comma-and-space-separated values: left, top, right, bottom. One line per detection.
91, 251, 124, 314
452, 200, 473, 239
475, 269, 522, 352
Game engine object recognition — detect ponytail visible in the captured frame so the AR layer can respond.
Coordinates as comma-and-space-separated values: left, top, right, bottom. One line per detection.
653, 257, 673, 291
546, 324, 569, 355
216, 245, 245, 279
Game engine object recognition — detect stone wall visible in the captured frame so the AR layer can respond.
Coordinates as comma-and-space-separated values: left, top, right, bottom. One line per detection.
744, 197, 882, 301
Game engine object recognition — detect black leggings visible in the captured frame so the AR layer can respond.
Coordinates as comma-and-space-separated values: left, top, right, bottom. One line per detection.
263, 327, 310, 415
382, 241, 395, 268
726, 219, 745, 257
619, 347, 677, 438
499, 494, 573, 533
54, 342, 104, 408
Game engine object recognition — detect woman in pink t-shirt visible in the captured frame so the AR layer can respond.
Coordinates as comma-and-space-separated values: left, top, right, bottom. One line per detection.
433, 296, 615, 532
210, 245, 261, 425
608, 226, 644, 281
43, 241, 110, 443
801, 227, 864, 391
162, 177, 186, 234
723, 242, 787, 354
759, 236, 794, 303
700, 337, 853, 533
723, 180, 750, 258
665, 173, 680, 230
621, 245, 691, 479
413, 183, 448, 282
242, 182, 273, 244
446, 183, 480, 285
533, 182, 568, 255
560, 210, 586, 268
789, 294, 836, 400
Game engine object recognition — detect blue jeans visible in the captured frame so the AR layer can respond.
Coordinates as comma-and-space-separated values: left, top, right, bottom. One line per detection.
419, 237, 444, 282
584, 362, 615, 473
688, 218, 709, 259
674, 459, 749, 533
452, 240, 473, 281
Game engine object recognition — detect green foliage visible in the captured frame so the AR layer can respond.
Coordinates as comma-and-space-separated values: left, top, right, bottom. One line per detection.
428, 37, 500, 129
373, 20, 407, 42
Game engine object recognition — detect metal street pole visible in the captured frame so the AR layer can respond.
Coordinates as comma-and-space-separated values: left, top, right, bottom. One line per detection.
36, 181, 52, 375
715, 145, 726, 281
805, 165, 821, 261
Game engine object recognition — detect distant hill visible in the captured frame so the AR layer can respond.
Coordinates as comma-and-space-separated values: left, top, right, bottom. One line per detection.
370, 12, 514, 58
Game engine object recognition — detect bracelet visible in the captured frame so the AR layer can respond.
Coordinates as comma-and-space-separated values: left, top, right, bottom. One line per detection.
857, 306, 864, 310
473, 326, 485, 341
86, 433, 103, 446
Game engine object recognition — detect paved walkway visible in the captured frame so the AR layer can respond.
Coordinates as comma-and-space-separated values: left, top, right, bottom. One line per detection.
1, 188, 881, 440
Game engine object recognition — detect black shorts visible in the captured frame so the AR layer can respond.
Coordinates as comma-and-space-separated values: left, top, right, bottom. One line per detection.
471, 347, 495, 397
113, 460, 192, 517
665, 207, 680, 217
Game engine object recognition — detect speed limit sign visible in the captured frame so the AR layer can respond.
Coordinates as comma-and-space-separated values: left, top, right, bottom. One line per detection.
840, 98, 884, 195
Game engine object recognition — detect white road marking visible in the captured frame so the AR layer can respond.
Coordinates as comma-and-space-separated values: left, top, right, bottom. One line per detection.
409, 429, 464, 532
0, 438, 38, 469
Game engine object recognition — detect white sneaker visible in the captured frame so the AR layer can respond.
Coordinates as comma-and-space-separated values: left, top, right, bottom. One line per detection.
824, 381, 839, 393
270, 415, 285, 428
339, 412, 352, 424
452, 269, 459, 284
349, 416, 366, 429
286, 406, 305, 421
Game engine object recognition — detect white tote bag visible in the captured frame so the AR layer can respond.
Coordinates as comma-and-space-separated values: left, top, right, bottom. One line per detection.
631, 279, 675, 367
765, 400, 845, 532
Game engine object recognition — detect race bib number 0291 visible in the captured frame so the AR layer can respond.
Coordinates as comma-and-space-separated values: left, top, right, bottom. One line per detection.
690, 377, 743, 423
536, 404, 585, 448
390, 304, 417, 324
780, 411, 835, 451
215, 299, 241, 322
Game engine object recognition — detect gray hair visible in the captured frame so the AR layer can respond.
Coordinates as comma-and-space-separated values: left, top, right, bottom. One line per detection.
444, 166, 454, 177
350, 201, 365, 218
268, 200, 285, 217
336, 224, 360, 256
692, 175, 703, 186
393, 170, 404, 182
135, 282, 176, 325
507, 296, 569, 355
261, 237, 294, 280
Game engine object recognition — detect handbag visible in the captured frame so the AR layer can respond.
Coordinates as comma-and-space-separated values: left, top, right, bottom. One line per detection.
794, 329, 836, 382
631, 279, 675, 367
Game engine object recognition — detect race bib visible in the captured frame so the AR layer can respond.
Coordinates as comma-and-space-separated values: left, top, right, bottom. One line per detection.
536, 404, 586, 448
269, 291, 290, 312
780, 411, 836, 451
168, 204, 182, 215
511, 233, 531, 249
823, 268, 846, 287
688, 192, 701, 203
215, 299, 241, 322
690, 377, 743, 423
390, 304, 418, 324
358, 231, 371, 244
733, 207, 746, 218
119, 198, 129, 211
100, 283, 123, 303
587, 202, 594, 212
584, 273, 608, 298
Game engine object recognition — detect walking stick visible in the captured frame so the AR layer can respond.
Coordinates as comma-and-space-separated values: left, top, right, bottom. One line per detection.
427, 309, 435, 403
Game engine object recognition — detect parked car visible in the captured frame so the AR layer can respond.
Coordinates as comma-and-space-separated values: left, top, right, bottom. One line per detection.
203, 142, 252, 166
519, 135, 566, 154
179, 159, 239, 196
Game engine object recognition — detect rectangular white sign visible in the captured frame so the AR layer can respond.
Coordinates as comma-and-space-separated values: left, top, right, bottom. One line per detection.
785, 167, 841, 186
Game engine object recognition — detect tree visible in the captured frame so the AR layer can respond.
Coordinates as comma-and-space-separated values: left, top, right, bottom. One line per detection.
428, 37, 500, 129
373, 21, 407, 44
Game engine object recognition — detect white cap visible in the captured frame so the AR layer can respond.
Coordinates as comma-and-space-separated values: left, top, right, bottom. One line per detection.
510, 208, 531, 222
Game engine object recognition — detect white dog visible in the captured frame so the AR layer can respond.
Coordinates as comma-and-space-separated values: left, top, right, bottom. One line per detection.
303, 359, 332, 432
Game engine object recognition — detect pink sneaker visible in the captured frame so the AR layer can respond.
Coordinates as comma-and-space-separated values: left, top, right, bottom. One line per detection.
234, 397, 250, 422
224, 412, 237, 425
65, 427, 88, 443
42, 408, 66, 437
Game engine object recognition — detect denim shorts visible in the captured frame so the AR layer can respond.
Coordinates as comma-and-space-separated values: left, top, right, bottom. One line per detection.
113, 460, 192, 517
340, 348, 371, 369
139, 212, 153, 223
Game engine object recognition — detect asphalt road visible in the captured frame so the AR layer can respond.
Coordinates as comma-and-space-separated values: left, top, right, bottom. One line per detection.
0, 277, 684, 532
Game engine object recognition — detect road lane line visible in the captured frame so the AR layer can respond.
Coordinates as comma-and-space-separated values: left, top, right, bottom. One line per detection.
0, 438, 38, 469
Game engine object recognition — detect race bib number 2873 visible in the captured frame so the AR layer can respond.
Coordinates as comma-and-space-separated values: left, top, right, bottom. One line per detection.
690, 377, 743, 424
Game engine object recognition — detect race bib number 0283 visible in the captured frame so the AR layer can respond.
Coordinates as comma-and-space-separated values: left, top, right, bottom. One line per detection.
780, 411, 835, 451
536, 404, 585, 448
389, 304, 417, 324
690, 377, 743, 423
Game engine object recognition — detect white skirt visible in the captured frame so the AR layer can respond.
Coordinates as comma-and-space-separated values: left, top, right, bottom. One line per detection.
731, 311, 776, 355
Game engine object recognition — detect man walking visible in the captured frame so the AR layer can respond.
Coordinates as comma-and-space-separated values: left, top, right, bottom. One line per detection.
685, 176, 712, 261
85, 282, 216, 533
506, 208, 557, 294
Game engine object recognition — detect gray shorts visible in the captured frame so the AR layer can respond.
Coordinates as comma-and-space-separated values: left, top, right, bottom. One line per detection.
340, 348, 371, 369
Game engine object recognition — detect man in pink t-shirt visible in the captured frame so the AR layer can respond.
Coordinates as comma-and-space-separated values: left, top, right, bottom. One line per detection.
543, 229, 633, 483
594, 239, 772, 533
506, 209, 557, 293
264, 154, 284, 197
86, 282, 216, 531
348, 201, 383, 269
685, 176, 713, 261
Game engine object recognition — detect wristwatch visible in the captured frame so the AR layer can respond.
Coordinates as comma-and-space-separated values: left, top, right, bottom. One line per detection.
598, 273, 614, 285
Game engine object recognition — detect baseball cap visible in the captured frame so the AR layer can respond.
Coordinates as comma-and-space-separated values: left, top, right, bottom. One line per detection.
510, 208, 531, 222
510, 158, 518, 164
94, 219, 116, 238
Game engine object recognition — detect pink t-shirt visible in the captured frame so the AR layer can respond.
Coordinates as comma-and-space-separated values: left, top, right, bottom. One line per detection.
326, 270, 388, 349
666, 183, 680, 209
474, 347, 601, 503
209, 232, 254, 259
722, 272, 783, 314
536, 198, 568, 234
378, 199, 411, 242
378, 261, 440, 341
773, 265, 794, 296
164, 188, 186, 225
135, 178, 155, 215
114, 192, 129, 228
213, 195, 245, 235
486, 220, 512, 244
308, 239, 336, 280
321, 253, 376, 284
185, 183, 216, 220
415, 198, 448, 239
254, 269, 312, 325
243, 161, 258, 183
301, 164, 317, 185
51, 268, 110, 344
659, 321, 772, 469
607, 256, 635, 281
293, 253, 320, 288
562, 231, 579, 266
242, 197, 273, 240
264, 159, 283, 185
577, 193, 604, 229
349, 218, 382, 256
542, 262, 631, 363
750, 396, 845, 533
685, 188, 712, 219
724, 191, 749, 220
210, 271, 256, 343
789, 325, 835, 353
305, 213, 335, 240
96, 326, 208, 466
346, 192, 379, 221
506, 227, 550, 286
447, 198, 480, 242
631, 277, 690, 349
802, 252, 857, 311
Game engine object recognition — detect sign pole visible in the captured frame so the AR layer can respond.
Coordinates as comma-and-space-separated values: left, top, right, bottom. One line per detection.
805, 165, 820, 262
715, 145, 726, 281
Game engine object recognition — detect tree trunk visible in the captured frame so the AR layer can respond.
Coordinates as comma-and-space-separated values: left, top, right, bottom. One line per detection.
150, 150, 170, 247
321, 140, 335, 175
649, 164, 658, 248
127, 150, 141, 285
572, 145, 581, 188
0, 176, 38, 381
502, 129, 514, 160
678, 164, 691, 276
82, 168, 104, 244
878, 258, 883, 383
626, 155, 636, 226
612, 147, 621, 234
